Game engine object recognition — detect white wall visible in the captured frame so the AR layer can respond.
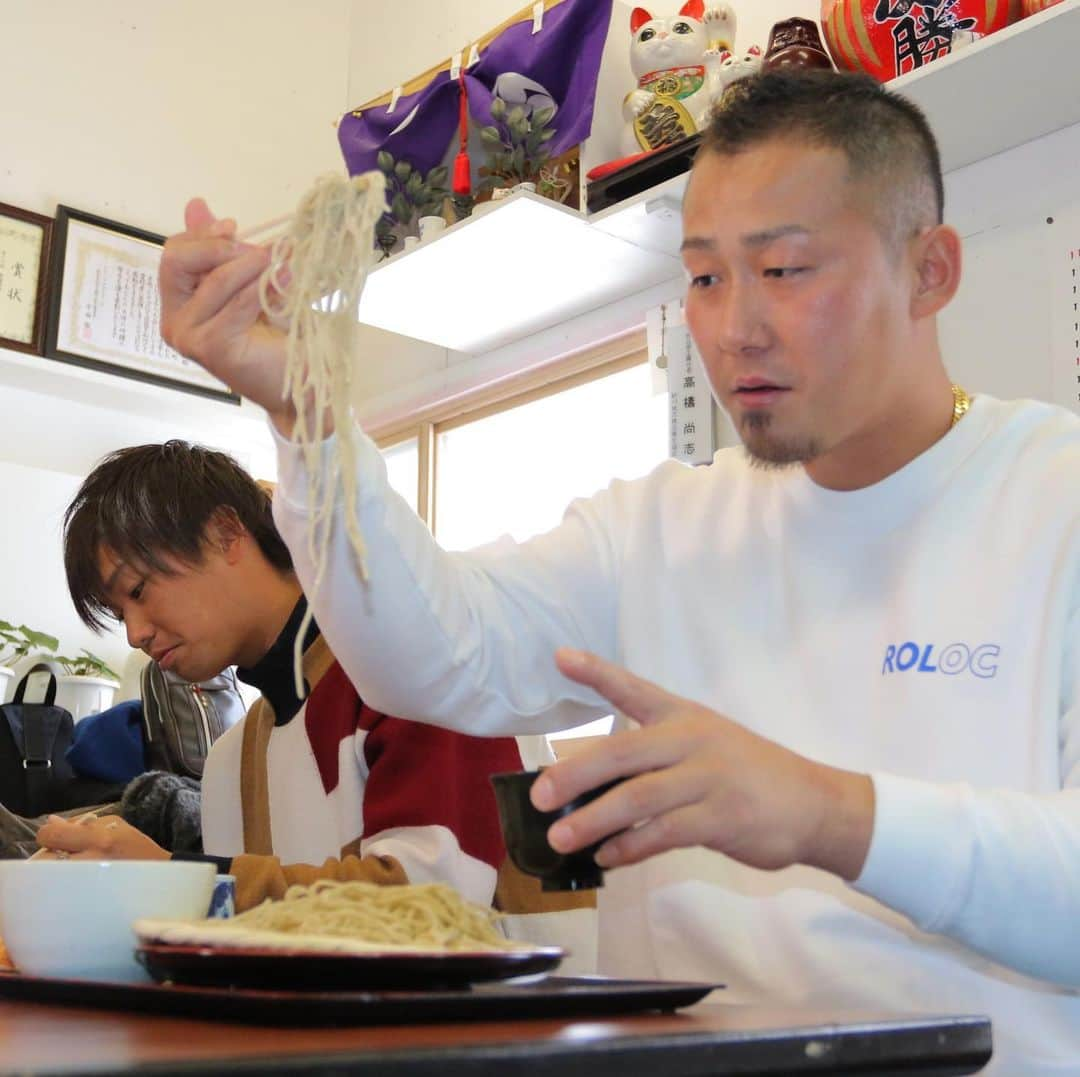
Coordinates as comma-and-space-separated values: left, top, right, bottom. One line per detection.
0, 461, 128, 684
939, 120, 1080, 407
346, 0, 543, 108
4, 1, 353, 231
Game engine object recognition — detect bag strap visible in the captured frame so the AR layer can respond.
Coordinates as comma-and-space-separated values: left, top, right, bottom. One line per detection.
22, 713, 57, 764
13, 663, 58, 706
19, 703, 67, 817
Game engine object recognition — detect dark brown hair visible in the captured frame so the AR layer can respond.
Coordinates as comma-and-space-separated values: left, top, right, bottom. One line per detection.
700, 69, 944, 246
64, 441, 292, 631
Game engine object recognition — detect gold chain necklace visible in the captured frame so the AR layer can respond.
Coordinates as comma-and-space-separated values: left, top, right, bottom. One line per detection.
950, 383, 971, 428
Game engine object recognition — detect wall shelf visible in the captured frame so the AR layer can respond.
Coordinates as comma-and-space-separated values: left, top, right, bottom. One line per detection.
357, 191, 680, 354
590, 0, 1080, 258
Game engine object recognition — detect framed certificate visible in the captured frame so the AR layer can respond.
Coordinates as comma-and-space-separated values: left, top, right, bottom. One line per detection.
0, 202, 53, 356
44, 206, 239, 404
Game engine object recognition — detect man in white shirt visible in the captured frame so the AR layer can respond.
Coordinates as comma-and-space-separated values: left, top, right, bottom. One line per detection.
157, 70, 1079, 1072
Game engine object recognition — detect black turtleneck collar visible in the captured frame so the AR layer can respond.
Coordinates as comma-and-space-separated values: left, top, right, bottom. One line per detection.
236, 595, 319, 727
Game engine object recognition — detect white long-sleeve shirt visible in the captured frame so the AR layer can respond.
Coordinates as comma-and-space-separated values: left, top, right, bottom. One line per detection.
272, 395, 1080, 1074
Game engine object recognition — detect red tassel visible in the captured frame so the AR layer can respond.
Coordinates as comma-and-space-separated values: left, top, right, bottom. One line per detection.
452, 70, 472, 195
452, 153, 472, 195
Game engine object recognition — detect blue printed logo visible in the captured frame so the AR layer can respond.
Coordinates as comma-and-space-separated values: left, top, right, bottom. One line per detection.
881, 642, 1000, 679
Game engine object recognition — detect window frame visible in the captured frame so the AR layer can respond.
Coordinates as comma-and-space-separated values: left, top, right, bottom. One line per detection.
373, 329, 648, 531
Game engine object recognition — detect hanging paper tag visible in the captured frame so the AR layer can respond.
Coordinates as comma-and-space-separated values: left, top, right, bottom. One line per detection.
387, 85, 402, 113
450, 51, 463, 80
532, 2, 545, 33
466, 42, 480, 67
666, 311, 715, 465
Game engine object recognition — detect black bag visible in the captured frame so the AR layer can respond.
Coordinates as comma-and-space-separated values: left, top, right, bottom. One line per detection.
0, 665, 125, 817
139, 663, 246, 780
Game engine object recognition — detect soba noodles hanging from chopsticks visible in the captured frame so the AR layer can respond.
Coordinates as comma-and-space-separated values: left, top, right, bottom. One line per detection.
255, 172, 387, 691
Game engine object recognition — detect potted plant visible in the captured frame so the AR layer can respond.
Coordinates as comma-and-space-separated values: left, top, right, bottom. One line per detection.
0, 621, 59, 703
478, 97, 557, 199
53, 648, 121, 722
374, 151, 450, 257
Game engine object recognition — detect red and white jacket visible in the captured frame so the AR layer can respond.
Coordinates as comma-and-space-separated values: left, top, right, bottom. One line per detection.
200, 606, 524, 912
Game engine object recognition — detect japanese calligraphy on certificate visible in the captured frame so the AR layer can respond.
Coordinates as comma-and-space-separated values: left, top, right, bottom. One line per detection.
0, 203, 50, 353
46, 208, 237, 402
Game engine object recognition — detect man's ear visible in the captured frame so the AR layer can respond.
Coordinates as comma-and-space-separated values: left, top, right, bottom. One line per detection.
909, 223, 962, 320
207, 507, 247, 563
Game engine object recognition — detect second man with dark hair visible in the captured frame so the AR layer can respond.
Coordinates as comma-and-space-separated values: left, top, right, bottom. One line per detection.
43, 442, 585, 939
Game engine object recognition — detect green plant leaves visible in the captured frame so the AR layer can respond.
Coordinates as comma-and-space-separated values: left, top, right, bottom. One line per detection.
0, 622, 59, 665
373, 155, 452, 227
54, 648, 120, 681
478, 97, 562, 185
21, 627, 60, 652
390, 193, 412, 225
81, 648, 119, 681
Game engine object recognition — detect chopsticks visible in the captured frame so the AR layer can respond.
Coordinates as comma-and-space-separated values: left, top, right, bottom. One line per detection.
236, 213, 292, 245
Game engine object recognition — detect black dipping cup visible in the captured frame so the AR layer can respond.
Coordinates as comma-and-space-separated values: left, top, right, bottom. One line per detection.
491, 770, 624, 891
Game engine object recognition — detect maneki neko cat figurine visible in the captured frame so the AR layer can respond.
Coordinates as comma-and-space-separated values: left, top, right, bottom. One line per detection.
622, 0, 737, 155
715, 43, 764, 92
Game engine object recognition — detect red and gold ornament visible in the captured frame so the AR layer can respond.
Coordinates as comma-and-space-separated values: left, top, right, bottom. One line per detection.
821, 0, 1020, 81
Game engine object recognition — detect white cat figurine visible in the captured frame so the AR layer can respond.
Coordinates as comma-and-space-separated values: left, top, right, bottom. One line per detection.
715, 44, 763, 93
622, 0, 736, 155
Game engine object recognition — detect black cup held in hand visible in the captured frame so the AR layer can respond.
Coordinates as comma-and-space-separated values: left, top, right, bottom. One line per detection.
491, 770, 625, 891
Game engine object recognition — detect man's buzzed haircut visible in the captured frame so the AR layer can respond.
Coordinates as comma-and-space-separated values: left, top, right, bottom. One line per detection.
64, 440, 292, 632
700, 69, 944, 251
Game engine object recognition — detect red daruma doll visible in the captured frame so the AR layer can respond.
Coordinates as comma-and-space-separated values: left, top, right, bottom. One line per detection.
821, 0, 1021, 81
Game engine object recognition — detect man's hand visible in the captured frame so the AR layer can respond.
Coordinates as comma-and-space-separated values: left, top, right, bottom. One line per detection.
35, 815, 171, 862
531, 648, 875, 880
159, 199, 299, 435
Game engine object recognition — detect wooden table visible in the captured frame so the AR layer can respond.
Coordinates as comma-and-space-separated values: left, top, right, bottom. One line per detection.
0, 997, 991, 1075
